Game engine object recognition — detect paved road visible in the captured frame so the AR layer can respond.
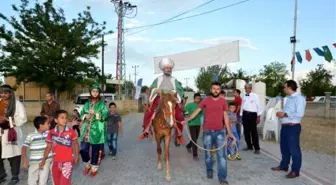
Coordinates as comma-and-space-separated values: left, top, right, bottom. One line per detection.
5, 113, 317, 185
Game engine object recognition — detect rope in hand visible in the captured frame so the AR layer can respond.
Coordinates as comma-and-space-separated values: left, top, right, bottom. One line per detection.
174, 119, 229, 152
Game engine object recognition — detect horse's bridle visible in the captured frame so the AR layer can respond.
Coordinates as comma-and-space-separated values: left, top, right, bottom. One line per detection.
162, 104, 175, 127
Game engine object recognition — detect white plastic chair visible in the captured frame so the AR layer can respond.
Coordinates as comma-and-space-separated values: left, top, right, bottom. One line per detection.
262, 107, 280, 142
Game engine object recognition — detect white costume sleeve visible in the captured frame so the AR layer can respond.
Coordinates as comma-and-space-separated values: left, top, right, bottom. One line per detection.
14, 100, 27, 127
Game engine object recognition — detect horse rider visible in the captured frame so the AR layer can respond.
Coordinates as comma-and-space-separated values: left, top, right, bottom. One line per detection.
137, 58, 185, 145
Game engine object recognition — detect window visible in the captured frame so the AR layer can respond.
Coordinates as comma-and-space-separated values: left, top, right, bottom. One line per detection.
330, 97, 336, 102
76, 96, 90, 105
318, 97, 325, 102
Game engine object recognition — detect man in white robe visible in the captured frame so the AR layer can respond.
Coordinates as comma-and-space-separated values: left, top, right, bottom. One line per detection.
0, 85, 27, 184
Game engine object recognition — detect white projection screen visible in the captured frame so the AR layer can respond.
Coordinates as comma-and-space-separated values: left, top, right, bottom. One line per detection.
153, 40, 240, 74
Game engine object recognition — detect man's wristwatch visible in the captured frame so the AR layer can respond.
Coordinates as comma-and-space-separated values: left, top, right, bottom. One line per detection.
284, 113, 288, 117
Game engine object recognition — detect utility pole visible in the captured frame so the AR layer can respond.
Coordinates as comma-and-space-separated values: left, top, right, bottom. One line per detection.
112, 0, 137, 99
132, 65, 139, 85
102, 34, 104, 79
291, 0, 298, 80
184, 77, 190, 88
101, 31, 113, 92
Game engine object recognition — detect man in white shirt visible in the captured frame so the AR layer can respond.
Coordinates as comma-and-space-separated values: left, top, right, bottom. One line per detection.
240, 83, 262, 154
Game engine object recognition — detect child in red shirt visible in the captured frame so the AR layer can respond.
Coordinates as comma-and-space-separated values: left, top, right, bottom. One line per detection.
40, 110, 79, 185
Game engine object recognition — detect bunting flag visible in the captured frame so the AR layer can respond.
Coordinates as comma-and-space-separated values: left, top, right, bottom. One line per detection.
322, 45, 333, 62
313, 47, 324, 56
305, 50, 312, 62
295, 52, 303, 63
212, 73, 218, 82
134, 78, 143, 100
290, 43, 335, 64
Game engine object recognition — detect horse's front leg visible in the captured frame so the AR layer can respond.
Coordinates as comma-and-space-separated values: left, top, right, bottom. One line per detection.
156, 135, 162, 170
164, 134, 171, 181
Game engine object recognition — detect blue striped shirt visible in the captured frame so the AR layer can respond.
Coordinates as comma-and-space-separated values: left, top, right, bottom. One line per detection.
23, 130, 53, 163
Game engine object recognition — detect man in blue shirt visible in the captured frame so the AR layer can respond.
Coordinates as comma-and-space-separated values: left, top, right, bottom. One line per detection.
271, 80, 306, 179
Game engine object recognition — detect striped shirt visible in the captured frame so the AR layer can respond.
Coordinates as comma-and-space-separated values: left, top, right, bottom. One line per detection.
23, 130, 53, 163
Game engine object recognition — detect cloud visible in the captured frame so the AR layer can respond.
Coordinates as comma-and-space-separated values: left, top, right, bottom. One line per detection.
124, 19, 144, 29
293, 60, 336, 85
156, 36, 258, 50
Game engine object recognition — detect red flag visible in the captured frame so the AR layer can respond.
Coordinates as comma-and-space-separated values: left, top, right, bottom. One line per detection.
333, 43, 336, 48
305, 50, 312, 62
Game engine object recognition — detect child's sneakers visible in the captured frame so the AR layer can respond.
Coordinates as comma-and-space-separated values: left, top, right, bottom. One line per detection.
227, 154, 241, 161
227, 154, 233, 161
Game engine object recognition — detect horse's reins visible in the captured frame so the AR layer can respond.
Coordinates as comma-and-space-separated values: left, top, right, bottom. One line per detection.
147, 91, 229, 152
173, 119, 228, 152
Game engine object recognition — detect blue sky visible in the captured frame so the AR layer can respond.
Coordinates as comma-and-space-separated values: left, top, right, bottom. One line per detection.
1, 0, 335, 89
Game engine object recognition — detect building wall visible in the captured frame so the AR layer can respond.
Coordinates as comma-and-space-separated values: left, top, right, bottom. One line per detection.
23, 99, 139, 119
4, 77, 88, 101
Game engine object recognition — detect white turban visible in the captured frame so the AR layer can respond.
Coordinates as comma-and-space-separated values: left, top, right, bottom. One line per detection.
159, 58, 174, 71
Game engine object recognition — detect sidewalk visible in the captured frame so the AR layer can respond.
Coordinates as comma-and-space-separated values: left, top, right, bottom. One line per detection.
259, 140, 336, 185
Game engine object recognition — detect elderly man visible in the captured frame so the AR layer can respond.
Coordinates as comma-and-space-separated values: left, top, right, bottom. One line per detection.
0, 85, 27, 184
240, 83, 262, 154
271, 80, 306, 179
138, 58, 185, 145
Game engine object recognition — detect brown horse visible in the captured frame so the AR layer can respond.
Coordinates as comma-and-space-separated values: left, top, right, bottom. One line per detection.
152, 91, 178, 182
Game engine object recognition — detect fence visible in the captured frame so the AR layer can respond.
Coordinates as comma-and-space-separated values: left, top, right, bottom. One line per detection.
23, 99, 139, 119
305, 102, 335, 119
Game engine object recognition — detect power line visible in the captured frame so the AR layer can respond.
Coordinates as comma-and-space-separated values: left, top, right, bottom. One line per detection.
129, 0, 215, 30
125, 0, 250, 36
125, 0, 216, 36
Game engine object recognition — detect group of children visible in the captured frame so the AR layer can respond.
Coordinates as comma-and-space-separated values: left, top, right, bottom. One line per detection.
22, 101, 122, 185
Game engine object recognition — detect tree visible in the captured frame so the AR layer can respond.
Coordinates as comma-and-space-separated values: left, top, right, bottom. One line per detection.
183, 86, 194, 92
258, 61, 288, 97
230, 68, 254, 88
333, 86, 336, 96
141, 85, 149, 93
0, 0, 109, 97
195, 65, 230, 94
299, 64, 334, 97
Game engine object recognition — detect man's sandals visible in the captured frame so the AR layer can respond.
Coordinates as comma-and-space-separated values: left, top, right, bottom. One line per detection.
137, 131, 153, 141
175, 135, 186, 146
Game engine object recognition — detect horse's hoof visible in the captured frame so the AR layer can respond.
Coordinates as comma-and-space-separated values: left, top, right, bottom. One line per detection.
157, 163, 162, 170
165, 175, 172, 182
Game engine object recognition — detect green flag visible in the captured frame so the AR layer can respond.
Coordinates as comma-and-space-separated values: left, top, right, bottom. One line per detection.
322, 45, 333, 62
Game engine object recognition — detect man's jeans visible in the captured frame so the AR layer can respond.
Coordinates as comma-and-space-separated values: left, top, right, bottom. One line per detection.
280, 125, 302, 173
227, 131, 240, 155
236, 114, 241, 139
107, 133, 118, 156
203, 130, 227, 181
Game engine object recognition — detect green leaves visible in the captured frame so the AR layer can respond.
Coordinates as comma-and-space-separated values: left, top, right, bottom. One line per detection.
258, 61, 289, 97
299, 64, 335, 97
0, 0, 111, 94
195, 65, 230, 94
